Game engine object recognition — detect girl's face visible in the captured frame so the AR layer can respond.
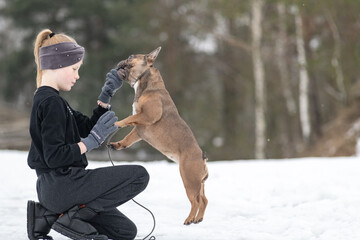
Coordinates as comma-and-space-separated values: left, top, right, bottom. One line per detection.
54, 61, 82, 91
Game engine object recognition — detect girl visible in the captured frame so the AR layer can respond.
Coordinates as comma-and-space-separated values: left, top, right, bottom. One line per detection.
27, 29, 149, 240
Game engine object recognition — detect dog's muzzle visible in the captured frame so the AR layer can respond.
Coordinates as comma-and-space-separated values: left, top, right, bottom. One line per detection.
116, 60, 131, 71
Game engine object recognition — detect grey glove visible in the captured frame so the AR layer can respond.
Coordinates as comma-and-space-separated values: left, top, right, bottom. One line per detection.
82, 111, 118, 152
98, 69, 124, 104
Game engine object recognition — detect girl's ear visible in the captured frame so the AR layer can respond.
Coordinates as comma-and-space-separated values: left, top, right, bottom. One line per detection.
146, 47, 162, 65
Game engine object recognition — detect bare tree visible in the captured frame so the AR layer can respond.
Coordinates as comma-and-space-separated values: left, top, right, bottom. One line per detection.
293, 5, 311, 143
276, 3, 296, 116
275, 2, 297, 157
252, 0, 266, 159
325, 10, 347, 104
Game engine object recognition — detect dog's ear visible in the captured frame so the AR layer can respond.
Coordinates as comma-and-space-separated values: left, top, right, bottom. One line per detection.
146, 47, 161, 65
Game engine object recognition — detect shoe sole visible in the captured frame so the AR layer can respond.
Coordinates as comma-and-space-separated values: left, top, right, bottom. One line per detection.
52, 222, 108, 240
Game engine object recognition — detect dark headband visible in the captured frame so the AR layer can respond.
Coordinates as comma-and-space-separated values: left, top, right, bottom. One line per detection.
39, 42, 85, 70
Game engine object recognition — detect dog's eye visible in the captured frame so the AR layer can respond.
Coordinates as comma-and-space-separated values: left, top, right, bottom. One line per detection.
128, 55, 135, 60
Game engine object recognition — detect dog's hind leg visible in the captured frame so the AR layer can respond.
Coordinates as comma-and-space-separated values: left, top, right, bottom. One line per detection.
194, 162, 208, 223
180, 160, 202, 225
194, 182, 207, 223
183, 185, 201, 225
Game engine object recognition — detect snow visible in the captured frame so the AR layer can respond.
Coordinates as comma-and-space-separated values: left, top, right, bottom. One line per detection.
1, 150, 360, 240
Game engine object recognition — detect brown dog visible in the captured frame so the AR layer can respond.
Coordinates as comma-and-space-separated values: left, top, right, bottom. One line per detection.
109, 47, 208, 225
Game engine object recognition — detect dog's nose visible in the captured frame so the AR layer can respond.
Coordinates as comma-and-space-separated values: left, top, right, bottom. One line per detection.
116, 60, 127, 70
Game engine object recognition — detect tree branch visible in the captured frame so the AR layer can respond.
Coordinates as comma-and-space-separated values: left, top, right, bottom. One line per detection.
214, 32, 252, 53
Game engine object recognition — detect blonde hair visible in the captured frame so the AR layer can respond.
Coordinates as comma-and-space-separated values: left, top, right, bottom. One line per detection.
34, 29, 77, 88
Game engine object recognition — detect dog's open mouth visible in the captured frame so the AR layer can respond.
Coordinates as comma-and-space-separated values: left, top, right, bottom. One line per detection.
116, 60, 132, 80
116, 61, 125, 71
116, 60, 132, 71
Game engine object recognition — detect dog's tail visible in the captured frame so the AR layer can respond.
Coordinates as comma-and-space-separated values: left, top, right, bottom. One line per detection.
202, 151, 209, 183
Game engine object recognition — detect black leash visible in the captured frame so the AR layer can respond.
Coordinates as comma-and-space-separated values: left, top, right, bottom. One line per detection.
106, 130, 156, 240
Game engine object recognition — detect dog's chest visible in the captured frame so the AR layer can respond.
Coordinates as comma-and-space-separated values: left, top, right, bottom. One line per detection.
132, 103, 137, 115
132, 81, 140, 115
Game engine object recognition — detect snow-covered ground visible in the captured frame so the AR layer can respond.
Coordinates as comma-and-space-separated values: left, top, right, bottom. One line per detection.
1, 150, 360, 240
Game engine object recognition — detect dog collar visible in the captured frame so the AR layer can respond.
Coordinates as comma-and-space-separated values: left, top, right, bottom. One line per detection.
131, 69, 151, 87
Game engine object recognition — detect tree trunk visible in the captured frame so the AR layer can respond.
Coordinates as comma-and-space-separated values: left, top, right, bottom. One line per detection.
276, 3, 296, 157
276, 3, 296, 116
326, 10, 347, 104
294, 6, 311, 143
251, 0, 266, 159
219, 17, 242, 159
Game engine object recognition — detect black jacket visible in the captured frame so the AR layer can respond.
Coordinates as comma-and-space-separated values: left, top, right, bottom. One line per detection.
27, 86, 107, 175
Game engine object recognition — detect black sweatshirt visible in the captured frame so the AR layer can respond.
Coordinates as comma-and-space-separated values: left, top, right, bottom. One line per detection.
27, 86, 108, 175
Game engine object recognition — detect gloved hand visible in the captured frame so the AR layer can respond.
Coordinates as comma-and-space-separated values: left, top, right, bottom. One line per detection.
98, 69, 125, 104
82, 111, 118, 152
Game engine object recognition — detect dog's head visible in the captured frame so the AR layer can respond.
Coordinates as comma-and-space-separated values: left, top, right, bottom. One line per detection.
116, 47, 161, 87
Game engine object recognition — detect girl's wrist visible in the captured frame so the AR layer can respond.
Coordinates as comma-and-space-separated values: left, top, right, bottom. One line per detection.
97, 100, 110, 110
77, 141, 87, 154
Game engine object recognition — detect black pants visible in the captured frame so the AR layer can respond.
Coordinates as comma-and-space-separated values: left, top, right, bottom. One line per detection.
36, 165, 149, 240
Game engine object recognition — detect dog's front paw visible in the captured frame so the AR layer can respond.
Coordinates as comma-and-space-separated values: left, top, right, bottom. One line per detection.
108, 142, 126, 150
115, 120, 126, 128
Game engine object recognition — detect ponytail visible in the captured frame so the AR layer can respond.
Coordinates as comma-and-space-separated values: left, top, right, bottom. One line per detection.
33, 29, 77, 88
34, 29, 52, 88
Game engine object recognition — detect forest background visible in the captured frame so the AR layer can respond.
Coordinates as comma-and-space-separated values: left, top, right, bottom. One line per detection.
1, 0, 360, 161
